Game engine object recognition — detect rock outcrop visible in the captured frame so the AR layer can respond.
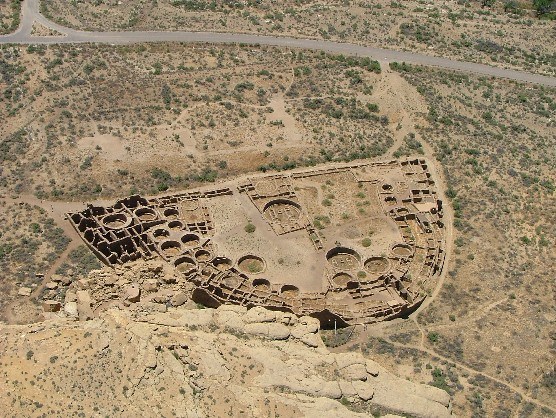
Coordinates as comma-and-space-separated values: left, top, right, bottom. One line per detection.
0, 304, 452, 418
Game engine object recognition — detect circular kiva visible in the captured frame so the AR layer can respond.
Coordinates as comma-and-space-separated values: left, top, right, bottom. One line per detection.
163, 207, 180, 219
237, 255, 266, 274
262, 199, 302, 223
212, 257, 233, 271
391, 243, 413, 258
160, 240, 182, 257
152, 228, 170, 241
102, 213, 131, 229
326, 247, 361, 270
168, 220, 183, 230
223, 275, 242, 289
254, 181, 278, 196
195, 249, 211, 262
364, 257, 391, 274
281, 284, 299, 298
332, 272, 353, 288
181, 233, 200, 248
135, 207, 157, 221
174, 256, 197, 273
252, 278, 270, 291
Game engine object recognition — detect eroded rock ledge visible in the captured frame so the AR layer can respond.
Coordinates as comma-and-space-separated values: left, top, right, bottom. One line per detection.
1, 304, 452, 418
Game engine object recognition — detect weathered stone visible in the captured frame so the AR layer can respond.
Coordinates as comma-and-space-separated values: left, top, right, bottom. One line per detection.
50, 274, 63, 282
214, 309, 245, 332
300, 333, 321, 348
76, 290, 93, 321
340, 363, 368, 381
60, 276, 72, 286
64, 301, 78, 317
152, 294, 168, 304
244, 306, 276, 323
18, 287, 32, 297
318, 381, 342, 399
76, 290, 92, 305
352, 380, 374, 401
45, 281, 58, 290
65, 290, 77, 303
142, 279, 158, 293
276, 312, 298, 326
125, 285, 141, 303
267, 323, 290, 340
338, 380, 357, 397
365, 359, 381, 377
244, 322, 268, 337
298, 316, 320, 333
170, 292, 188, 307
336, 352, 364, 370
42, 300, 61, 312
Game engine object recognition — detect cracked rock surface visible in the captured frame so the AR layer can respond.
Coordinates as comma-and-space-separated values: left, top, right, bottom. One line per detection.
0, 304, 452, 417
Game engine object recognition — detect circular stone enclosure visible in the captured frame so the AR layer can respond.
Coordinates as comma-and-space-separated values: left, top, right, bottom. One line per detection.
168, 220, 183, 230
212, 257, 233, 271
332, 273, 353, 288
135, 207, 157, 221
326, 247, 361, 270
175, 256, 197, 273
195, 249, 211, 262
391, 243, 413, 258
238, 255, 266, 274
181, 233, 200, 248
252, 278, 270, 291
102, 213, 131, 229
152, 228, 170, 241
281, 285, 299, 298
263, 199, 302, 223
160, 240, 182, 257
164, 208, 180, 219
364, 257, 391, 274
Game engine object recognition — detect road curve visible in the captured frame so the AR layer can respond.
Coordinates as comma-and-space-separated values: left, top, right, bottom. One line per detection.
1, 0, 555, 88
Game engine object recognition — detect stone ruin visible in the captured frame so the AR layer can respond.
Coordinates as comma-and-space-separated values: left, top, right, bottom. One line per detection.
67, 158, 446, 327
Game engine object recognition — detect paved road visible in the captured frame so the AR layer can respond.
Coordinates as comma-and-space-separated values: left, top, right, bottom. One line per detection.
1, 0, 555, 87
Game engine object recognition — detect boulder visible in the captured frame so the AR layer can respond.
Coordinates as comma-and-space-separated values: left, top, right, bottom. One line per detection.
352, 380, 374, 401
60, 276, 72, 286
244, 306, 276, 323
50, 274, 63, 282
298, 316, 320, 333
317, 381, 342, 399
64, 302, 78, 317
170, 292, 188, 307
276, 312, 298, 326
42, 300, 61, 312
338, 380, 357, 397
300, 333, 321, 348
336, 352, 364, 370
142, 279, 158, 293
125, 285, 141, 303
45, 281, 58, 290
76, 290, 93, 321
18, 287, 32, 297
340, 363, 368, 381
267, 323, 290, 340
365, 359, 381, 377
